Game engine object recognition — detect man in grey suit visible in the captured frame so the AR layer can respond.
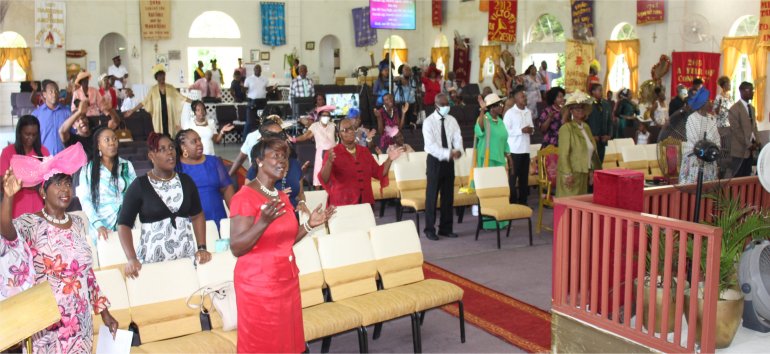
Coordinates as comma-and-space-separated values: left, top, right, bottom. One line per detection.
728, 82, 763, 177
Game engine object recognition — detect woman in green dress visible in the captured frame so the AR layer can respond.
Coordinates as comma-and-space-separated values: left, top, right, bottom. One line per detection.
557, 90, 602, 197
614, 88, 640, 138
474, 93, 511, 229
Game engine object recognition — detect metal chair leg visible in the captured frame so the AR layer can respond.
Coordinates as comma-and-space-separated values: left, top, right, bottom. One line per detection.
475, 211, 482, 241
496, 220, 502, 249
415, 211, 420, 234
457, 206, 465, 223
372, 323, 383, 340
410, 313, 422, 353
506, 218, 512, 238
459, 301, 466, 343
357, 327, 368, 353
419, 310, 426, 325
528, 218, 533, 246
536, 200, 544, 233
362, 326, 369, 353
321, 337, 331, 353
397, 203, 403, 221
379, 200, 387, 217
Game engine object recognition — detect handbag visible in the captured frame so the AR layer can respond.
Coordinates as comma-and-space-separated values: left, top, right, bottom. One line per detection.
116, 122, 133, 142
186, 281, 238, 331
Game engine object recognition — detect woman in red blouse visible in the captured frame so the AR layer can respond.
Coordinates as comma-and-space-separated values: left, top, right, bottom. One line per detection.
421, 64, 442, 112
319, 119, 403, 206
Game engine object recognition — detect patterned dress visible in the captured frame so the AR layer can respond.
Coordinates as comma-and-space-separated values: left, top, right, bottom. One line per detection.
713, 94, 733, 128
537, 105, 563, 147
679, 111, 721, 184
137, 176, 196, 263
2, 214, 109, 353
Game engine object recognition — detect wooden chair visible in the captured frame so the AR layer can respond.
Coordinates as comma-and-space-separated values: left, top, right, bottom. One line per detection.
394, 159, 427, 232
657, 136, 683, 184
536, 145, 558, 232
473, 167, 534, 249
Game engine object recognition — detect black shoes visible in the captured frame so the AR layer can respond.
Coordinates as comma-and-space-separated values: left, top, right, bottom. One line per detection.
424, 232, 440, 241
438, 232, 459, 238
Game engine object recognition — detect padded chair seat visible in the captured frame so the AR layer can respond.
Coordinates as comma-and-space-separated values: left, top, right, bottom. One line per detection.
481, 200, 533, 220
130, 331, 236, 353
211, 329, 238, 346
302, 302, 363, 341
337, 290, 416, 326
400, 190, 426, 211
387, 279, 464, 312
130, 299, 201, 343
450, 189, 478, 207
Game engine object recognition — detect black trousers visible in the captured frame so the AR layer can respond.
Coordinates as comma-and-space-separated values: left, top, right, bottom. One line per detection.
734, 156, 754, 177
509, 153, 530, 205
424, 155, 454, 234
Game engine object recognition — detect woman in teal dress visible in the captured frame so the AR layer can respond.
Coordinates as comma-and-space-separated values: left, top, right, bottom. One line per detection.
614, 88, 640, 138
474, 93, 510, 229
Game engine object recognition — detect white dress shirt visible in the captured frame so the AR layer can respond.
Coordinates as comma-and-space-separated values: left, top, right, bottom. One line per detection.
244, 75, 268, 99
240, 130, 262, 166
423, 110, 463, 161
108, 65, 128, 89
740, 99, 756, 141
503, 105, 533, 154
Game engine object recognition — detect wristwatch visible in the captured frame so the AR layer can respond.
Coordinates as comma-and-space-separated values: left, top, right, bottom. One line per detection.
197, 244, 207, 251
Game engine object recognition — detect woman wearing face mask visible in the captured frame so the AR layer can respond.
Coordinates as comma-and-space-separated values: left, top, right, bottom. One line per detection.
77, 127, 136, 243
188, 100, 235, 155
0, 143, 119, 349
117, 133, 211, 278
290, 105, 336, 189
0, 115, 50, 218
175, 129, 235, 229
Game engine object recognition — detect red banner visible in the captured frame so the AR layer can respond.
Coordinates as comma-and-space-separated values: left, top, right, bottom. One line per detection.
637, 0, 664, 25
671, 52, 721, 100
453, 38, 471, 85
488, 0, 517, 43
432, 0, 442, 26
760, 0, 770, 46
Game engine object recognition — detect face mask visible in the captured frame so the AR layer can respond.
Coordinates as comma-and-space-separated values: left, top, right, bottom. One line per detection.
437, 106, 450, 116
320, 116, 330, 125
679, 89, 687, 98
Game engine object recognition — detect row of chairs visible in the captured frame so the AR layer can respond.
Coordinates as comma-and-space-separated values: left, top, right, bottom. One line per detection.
90, 220, 464, 353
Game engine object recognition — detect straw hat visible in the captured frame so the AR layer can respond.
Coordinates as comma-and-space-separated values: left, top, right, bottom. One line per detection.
151, 63, 166, 76
483, 93, 503, 108
75, 71, 91, 83
562, 90, 594, 116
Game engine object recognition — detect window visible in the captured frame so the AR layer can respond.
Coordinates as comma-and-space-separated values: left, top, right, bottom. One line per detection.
435, 57, 446, 78
383, 35, 407, 70
188, 11, 241, 38
731, 54, 752, 102
528, 14, 565, 43
729, 15, 758, 37
433, 34, 448, 48
608, 55, 630, 92
611, 23, 637, 40
482, 57, 495, 79
187, 47, 243, 85
0, 31, 27, 82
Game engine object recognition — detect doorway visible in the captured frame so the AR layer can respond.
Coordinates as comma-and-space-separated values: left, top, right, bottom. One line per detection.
99, 33, 127, 74
319, 35, 340, 85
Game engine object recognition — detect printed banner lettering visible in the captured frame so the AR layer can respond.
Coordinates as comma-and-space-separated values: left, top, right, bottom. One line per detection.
760, 0, 770, 46
637, 0, 664, 25
140, 0, 171, 40
487, 0, 517, 43
35, 0, 65, 48
432, 0, 442, 26
352, 7, 377, 47
671, 52, 721, 100
570, 0, 594, 40
261, 2, 286, 47
565, 40, 595, 93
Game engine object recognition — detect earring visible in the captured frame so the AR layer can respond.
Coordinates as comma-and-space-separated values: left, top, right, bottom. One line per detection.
42, 194, 46, 200
183, 150, 189, 158
258, 163, 263, 167
99, 150, 103, 157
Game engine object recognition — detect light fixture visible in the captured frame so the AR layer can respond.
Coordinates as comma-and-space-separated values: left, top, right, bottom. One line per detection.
132, 45, 138, 59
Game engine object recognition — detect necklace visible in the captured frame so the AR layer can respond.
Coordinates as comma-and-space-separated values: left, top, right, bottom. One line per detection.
42, 208, 69, 225
194, 119, 208, 126
150, 170, 175, 182
345, 145, 357, 154
256, 177, 278, 197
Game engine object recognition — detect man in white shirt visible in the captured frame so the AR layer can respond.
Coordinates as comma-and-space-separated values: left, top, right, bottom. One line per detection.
503, 86, 534, 205
119, 88, 138, 112
538, 60, 561, 97
423, 93, 464, 241
107, 55, 129, 90
243, 64, 269, 135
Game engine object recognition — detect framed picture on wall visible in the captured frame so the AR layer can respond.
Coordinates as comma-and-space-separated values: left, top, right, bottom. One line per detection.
250, 49, 260, 63
306, 41, 315, 50
260, 52, 270, 61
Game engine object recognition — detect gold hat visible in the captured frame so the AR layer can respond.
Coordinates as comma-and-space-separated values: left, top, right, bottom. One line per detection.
151, 63, 166, 76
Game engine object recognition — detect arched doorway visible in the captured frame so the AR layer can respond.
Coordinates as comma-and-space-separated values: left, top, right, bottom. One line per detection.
383, 35, 407, 71
99, 32, 127, 75
319, 35, 340, 85
524, 13, 566, 87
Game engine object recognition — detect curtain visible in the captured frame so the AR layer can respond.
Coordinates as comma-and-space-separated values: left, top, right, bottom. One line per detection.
722, 36, 766, 121
382, 49, 408, 66
604, 39, 640, 96
0, 48, 32, 80
260, 2, 286, 46
430, 47, 450, 79
478, 45, 501, 81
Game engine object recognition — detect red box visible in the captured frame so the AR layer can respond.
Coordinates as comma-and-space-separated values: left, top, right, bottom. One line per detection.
593, 169, 644, 212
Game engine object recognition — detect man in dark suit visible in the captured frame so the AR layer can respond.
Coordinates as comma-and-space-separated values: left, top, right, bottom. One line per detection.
587, 83, 612, 163
728, 82, 763, 177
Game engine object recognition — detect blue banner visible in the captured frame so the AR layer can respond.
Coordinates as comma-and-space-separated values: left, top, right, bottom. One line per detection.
261, 2, 286, 46
352, 6, 377, 47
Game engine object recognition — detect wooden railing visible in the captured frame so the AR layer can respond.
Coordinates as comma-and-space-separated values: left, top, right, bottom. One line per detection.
550, 176, 769, 353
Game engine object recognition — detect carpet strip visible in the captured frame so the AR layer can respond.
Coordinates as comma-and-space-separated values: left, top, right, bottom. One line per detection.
423, 262, 552, 353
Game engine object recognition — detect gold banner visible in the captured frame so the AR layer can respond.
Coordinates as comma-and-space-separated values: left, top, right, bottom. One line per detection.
564, 40, 595, 93
140, 0, 171, 40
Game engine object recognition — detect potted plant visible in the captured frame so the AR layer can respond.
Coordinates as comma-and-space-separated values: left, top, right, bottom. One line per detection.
686, 191, 770, 348
636, 226, 682, 334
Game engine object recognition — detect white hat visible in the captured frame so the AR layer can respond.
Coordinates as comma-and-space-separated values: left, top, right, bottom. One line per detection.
483, 93, 503, 107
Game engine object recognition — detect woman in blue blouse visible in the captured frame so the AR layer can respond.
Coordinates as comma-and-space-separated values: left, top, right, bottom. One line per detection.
77, 127, 137, 242
175, 129, 235, 228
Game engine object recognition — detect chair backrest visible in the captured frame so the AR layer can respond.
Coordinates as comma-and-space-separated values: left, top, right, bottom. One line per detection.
368, 221, 424, 289
96, 232, 128, 268
293, 237, 325, 307
408, 151, 428, 164
204, 220, 219, 251
619, 146, 649, 170
393, 159, 427, 191
614, 138, 635, 150
642, 144, 660, 166
196, 252, 236, 286
328, 203, 376, 234
529, 144, 542, 158
473, 166, 510, 199
93, 268, 131, 333
454, 152, 473, 186
219, 218, 231, 239
537, 145, 559, 186
304, 190, 328, 212
316, 230, 378, 301
658, 137, 683, 177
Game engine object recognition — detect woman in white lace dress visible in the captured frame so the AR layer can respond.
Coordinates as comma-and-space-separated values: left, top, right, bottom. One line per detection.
679, 89, 720, 184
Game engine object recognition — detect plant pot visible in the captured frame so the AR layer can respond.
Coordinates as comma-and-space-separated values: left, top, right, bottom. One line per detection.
684, 287, 744, 349
634, 277, 684, 334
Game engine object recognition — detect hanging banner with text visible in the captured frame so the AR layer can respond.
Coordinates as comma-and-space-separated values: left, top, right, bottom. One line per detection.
488, 0, 517, 43
564, 40, 595, 93
637, 0, 664, 25
570, 0, 594, 39
759, 0, 770, 46
140, 0, 171, 40
432, 0, 442, 26
34, 0, 65, 49
671, 51, 720, 100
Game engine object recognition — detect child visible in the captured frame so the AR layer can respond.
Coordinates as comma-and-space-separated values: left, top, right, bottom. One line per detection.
635, 122, 650, 145
120, 88, 138, 112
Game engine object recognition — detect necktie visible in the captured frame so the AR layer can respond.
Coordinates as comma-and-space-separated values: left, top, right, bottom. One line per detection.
748, 104, 754, 120
440, 117, 448, 148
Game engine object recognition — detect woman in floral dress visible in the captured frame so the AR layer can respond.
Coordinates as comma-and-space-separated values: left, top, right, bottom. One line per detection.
0, 143, 118, 353
375, 93, 405, 151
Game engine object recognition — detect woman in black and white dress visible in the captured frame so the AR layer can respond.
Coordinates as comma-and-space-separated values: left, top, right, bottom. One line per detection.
117, 132, 211, 278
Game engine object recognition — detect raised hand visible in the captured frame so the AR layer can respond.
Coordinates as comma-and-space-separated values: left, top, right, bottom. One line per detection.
308, 205, 336, 228
221, 123, 235, 134
257, 198, 286, 226
3, 168, 22, 198
387, 146, 405, 161
366, 129, 376, 140
477, 95, 486, 109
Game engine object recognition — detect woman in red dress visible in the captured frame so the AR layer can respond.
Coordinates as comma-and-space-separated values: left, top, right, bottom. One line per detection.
229, 137, 335, 353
